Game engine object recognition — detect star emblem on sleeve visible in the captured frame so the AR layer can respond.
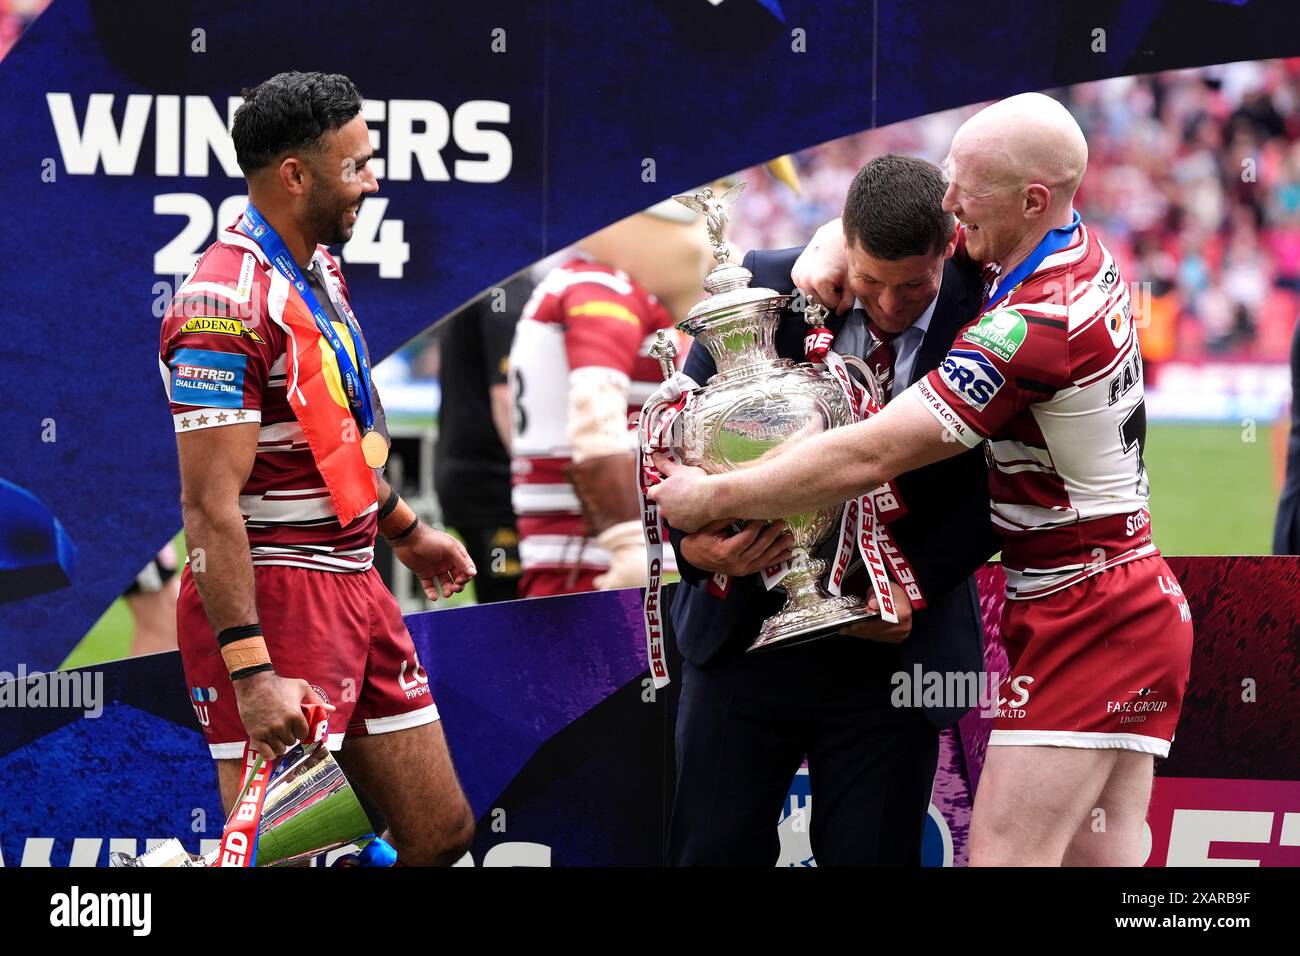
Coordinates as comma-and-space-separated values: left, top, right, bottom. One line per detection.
216, 412, 229, 423
196, 414, 209, 426
235, 409, 247, 420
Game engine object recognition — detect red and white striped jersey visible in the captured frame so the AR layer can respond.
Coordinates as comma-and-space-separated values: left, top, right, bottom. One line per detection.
913, 219, 1156, 599
158, 222, 379, 572
509, 258, 677, 576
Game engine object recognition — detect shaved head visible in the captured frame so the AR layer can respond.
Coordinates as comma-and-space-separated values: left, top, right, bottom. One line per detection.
953, 92, 1088, 199
941, 93, 1088, 266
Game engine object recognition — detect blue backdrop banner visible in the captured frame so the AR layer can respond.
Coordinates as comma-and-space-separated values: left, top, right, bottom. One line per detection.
3, 0, 1300, 669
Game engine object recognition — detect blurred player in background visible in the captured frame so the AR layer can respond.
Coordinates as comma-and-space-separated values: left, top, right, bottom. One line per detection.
652, 93, 1195, 867
508, 203, 713, 597
433, 272, 530, 603
124, 543, 180, 656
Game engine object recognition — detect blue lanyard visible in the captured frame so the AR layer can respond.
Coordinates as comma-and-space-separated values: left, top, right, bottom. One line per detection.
238, 204, 375, 432
983, 209, 1081, 313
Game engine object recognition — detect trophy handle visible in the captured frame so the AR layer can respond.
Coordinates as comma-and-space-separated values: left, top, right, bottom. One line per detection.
840, 354, 885, 411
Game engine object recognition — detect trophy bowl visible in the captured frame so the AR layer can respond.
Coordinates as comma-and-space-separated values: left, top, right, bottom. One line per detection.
656, 184, 876, 652
109, 739, 377, 868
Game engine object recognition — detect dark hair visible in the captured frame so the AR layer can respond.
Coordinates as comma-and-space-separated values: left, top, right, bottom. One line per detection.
232, 72, 363, 175
841, 154, 956, 260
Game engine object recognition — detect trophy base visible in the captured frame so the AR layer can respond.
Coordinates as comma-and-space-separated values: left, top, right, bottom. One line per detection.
747, 594, 875, 653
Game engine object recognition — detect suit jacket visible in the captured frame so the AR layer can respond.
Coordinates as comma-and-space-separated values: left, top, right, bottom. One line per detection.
667, 247, 1001, 729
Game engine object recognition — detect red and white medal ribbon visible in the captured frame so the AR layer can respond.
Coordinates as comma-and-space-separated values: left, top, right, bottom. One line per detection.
820, 350, 899, 623
216, 702, 330, 867
637, 391, 693, 689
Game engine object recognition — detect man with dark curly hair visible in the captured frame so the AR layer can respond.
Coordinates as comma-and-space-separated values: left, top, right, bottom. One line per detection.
159, 72, 475, 866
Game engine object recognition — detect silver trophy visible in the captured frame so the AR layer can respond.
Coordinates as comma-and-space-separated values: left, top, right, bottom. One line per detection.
656, 183, 877, 652
109, 740, 376, 867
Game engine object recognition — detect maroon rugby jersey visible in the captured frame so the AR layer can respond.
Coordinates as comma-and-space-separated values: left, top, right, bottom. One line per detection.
158, 220, 381, 571
508, 259, 678, 577
912, 219, 1157, 598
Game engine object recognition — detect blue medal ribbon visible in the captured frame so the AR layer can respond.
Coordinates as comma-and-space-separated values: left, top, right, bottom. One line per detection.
238, 203, 375, 434
981, 209, 1081, 313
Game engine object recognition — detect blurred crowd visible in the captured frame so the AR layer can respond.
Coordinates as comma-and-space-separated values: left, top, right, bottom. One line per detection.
731, 58, 1300, 362
0, 0, 47, 62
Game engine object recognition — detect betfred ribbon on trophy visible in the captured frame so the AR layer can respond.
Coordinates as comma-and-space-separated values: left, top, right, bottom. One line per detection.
639, 183, 912, 668
110, 704, 382, 867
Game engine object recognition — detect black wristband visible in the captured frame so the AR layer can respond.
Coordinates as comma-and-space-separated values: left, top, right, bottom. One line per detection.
387, 517, 419, 542
377, 489, 401, 521
217, 623, 263, 648
230, 663, 274, 681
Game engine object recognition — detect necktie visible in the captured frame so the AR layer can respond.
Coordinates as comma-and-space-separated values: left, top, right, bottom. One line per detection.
863, 319, 897, 404
837, 319, 898, 600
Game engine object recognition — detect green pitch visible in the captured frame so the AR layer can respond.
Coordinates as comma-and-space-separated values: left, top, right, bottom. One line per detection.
60, 423, 1281, 670
1144, 422, 1278, 556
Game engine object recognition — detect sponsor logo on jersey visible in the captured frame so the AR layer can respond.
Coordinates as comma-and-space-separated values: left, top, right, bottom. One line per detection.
1099, 260, 1120, 292
1158, 574, 1184, 598
1107, 687, 1168, 724
997, 674, 1034, 719
916, 378, 975, 444
1106, 298, 1132, 347
190, 686, 218, 703
169, 348, 246, 408
940, 349, 1005, 410
1108, 348, 1142, 406
963, 308, 1026, 361
397, 653, 430, 699
179, 316, 266, 343
235, 252, 257, 301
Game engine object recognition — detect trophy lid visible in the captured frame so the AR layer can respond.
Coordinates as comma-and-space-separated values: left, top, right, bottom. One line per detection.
672, 182, 788, 336
679, 261, 788, 336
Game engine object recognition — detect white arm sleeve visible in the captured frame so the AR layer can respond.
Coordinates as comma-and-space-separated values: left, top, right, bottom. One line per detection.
567, 365, 633, 464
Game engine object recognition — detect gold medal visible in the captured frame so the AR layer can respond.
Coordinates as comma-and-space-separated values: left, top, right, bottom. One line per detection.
361, 429, 388, 467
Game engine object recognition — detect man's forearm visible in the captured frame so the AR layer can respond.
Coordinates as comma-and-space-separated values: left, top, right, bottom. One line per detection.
182, 501, 259, 636
376, 478, 420, 541
714, 418, 887, 520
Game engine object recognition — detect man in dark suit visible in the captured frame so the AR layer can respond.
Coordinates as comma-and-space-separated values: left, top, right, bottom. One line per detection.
666, 154, 1000, 865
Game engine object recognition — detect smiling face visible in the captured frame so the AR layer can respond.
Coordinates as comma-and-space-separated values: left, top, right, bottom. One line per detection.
303, 114, 379, 246
940, 138, 1029, 267
941, 95, 1089, 267
845, 239, 950, 334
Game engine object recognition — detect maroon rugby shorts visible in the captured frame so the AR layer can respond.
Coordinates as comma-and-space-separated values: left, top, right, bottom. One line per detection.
177, 563, 438, 759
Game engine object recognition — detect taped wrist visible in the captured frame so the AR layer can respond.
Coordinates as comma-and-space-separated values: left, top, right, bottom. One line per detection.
567, 366, 633, 464
566, 453, 641, 536
218, 624, 271, 676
